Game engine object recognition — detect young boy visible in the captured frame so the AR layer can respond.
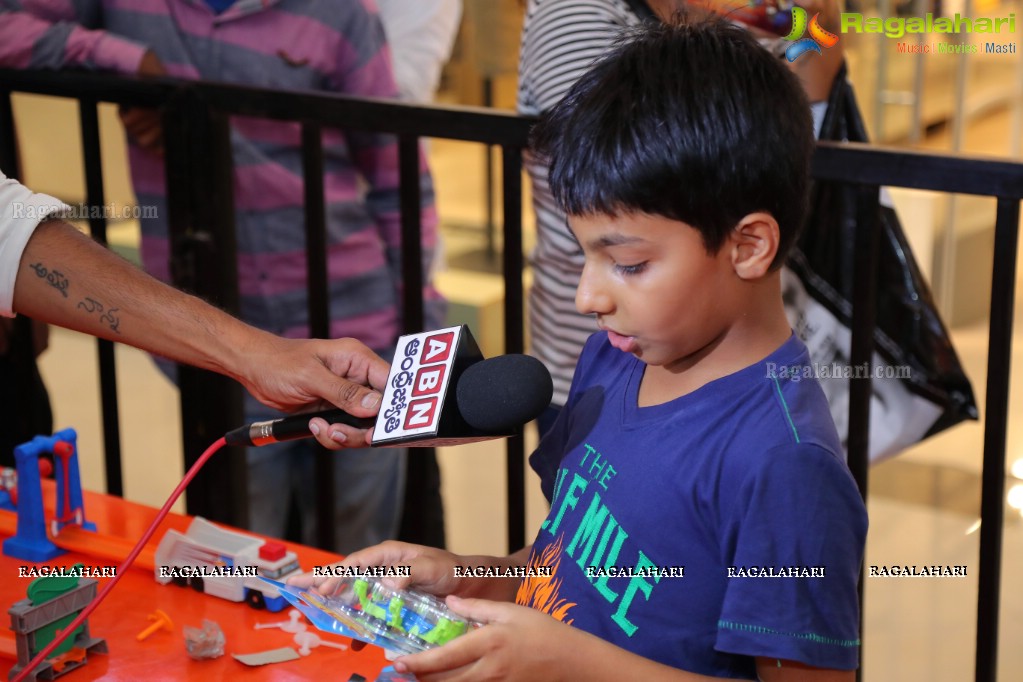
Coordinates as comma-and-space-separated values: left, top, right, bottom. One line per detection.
299, 16, 868, 681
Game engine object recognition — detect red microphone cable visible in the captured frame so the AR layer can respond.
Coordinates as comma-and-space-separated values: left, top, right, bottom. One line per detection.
11, 437, 227, 682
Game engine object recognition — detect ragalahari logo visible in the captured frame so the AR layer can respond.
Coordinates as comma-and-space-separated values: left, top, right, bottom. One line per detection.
783, 6, 839, 61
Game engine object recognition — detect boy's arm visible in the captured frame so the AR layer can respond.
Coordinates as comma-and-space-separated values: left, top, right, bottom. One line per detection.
0, 0, 148, 73
290, 540, 533, 603
756, 658, 855, 681
394, 597, 855, 680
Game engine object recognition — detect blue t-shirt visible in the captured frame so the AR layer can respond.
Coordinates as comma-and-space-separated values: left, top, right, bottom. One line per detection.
516, 332, 868, 678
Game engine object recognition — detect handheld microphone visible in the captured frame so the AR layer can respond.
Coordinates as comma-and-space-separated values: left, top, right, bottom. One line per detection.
225, 409, 374, 447
225, 326, 553, 448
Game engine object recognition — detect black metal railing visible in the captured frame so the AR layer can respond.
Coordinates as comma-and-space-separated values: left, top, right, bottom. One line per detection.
1, 68, 1021, 681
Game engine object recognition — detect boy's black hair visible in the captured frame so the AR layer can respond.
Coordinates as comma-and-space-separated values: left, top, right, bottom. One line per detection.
530, 16, 815, 269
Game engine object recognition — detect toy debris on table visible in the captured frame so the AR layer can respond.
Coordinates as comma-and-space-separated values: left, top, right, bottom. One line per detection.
182, 619, 225, 660
135, 609, 173, 641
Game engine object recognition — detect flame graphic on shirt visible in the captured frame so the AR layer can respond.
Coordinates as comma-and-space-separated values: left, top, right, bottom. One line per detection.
515, 534, 576, 625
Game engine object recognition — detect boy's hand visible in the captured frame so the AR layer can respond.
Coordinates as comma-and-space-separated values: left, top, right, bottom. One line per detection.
286, 540, 527, 605
392, 596, 573, 681
286, 541, 466, 596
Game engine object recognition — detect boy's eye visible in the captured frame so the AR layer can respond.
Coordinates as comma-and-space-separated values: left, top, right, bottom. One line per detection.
614, 262, 647, 276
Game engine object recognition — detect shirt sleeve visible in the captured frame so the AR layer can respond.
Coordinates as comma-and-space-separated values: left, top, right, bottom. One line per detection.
716, 442, 868, 670
0, 171, 70, 317
0, 1, 148, 74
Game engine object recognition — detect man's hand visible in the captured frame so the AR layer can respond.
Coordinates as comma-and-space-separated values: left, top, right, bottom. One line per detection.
120, 50, 167, 154
233, 335, 390, 449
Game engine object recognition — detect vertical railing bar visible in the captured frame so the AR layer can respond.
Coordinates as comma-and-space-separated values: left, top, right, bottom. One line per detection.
396, 133, 448, 549
483, 77, 496, 259
166, 92, 246, 525
0, 90, 19, 177
207, 110, 248, 529
302, 123, 330, 339
848, 183, 880, 681
975, 197, 1021, 682
301, 122, 335, 550
398, 135, 425, 334
501, 144, 525, 553
847, 184, 880, 496
78, 99, 123, 498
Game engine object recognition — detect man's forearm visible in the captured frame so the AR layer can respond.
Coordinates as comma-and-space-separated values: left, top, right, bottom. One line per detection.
12, 218, 264, 382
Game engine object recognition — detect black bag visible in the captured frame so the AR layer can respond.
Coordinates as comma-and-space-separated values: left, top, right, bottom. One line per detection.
782, 69, 978, 462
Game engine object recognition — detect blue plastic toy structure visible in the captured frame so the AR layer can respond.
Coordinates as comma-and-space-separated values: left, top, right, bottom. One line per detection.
2, 428, 94, 562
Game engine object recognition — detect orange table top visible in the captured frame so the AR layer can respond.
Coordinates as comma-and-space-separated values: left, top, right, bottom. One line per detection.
1, 480, 390, 681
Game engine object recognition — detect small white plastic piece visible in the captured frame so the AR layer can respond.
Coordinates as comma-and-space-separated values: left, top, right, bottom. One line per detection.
255, 608, 307, 633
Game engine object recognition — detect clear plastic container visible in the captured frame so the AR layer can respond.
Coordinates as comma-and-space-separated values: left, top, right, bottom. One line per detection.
321, 577, 478, 652
263, 576, 480, 656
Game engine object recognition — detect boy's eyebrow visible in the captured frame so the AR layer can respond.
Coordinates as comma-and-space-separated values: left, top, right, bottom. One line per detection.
588, 234, 646, 249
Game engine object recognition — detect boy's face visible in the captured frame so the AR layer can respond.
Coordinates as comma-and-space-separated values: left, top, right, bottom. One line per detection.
571, 211, 738, 371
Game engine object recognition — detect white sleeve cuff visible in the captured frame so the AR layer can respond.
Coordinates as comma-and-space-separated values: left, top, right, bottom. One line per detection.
0, 173, 70, 317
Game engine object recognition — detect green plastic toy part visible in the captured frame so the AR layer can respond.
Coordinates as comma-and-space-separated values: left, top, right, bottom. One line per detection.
419, 617, 468, 645
25, 564, 88, 656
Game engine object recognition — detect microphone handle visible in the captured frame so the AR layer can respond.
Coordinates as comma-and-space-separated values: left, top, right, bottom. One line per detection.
225, 409, 375, 447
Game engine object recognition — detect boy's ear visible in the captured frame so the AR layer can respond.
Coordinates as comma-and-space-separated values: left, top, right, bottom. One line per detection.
729, 212, 780, 280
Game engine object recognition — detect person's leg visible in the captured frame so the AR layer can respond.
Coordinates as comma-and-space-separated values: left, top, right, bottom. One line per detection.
399, 449, 446, 548
245, 440, 310, 540
0, 319, 52, 468
296, 443, 407, 555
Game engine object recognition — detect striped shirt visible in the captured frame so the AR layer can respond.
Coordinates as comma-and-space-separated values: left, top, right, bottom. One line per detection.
0, 0, 442, 353
517, 0, 648, 406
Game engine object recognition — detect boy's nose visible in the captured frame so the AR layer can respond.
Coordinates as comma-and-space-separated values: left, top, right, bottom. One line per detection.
576, 269, 612, 316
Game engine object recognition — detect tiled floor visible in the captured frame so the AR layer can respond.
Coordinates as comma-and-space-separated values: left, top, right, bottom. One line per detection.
13, 24, 1023, 679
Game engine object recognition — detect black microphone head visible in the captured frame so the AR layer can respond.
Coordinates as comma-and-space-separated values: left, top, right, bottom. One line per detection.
455, 355, 553, 432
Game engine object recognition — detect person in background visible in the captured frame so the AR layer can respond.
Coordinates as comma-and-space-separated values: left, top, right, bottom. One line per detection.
1, 171, 387, 451
376, 0, 462, 104
518, 0, 843, 435
0, 0, 444, 553
0, 308, 50, 469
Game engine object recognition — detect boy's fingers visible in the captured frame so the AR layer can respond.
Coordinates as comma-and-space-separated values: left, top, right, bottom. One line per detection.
444, 595, 507, 624
285, 573, 316, 588
395, 633, 482, 676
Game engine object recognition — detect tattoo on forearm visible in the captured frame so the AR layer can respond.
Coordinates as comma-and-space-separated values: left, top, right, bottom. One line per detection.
76, 297, 122, 335
28, 261, 122, 335
29, 262, 69, 298
99, 307, 121, 334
